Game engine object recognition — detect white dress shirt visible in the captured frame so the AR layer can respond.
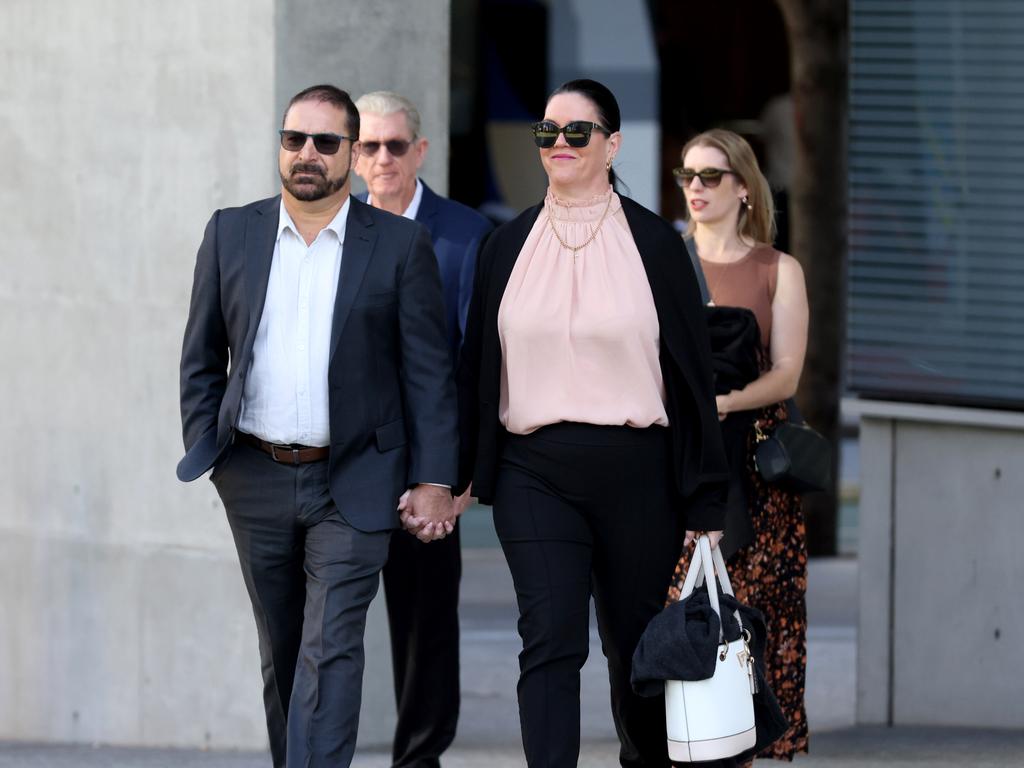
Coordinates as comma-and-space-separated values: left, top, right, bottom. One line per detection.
366, 178, 423, 221
237, 197, 350, 446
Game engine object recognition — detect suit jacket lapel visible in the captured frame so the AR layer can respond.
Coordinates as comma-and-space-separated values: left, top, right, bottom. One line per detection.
415, 181, 440, 239
330, 197, 376, 360
243, 196, 281, 347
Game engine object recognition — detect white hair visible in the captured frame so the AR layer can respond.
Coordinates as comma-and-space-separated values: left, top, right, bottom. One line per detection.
354, 91, 421, 139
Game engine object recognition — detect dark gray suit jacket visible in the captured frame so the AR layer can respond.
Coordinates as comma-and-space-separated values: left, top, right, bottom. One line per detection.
178, 194, 458, 532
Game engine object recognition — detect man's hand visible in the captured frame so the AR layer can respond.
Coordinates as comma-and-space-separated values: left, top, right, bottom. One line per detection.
398, 484, 455, 543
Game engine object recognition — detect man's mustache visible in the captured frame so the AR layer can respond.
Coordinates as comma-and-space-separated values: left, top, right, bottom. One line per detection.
290, 163, 325, 176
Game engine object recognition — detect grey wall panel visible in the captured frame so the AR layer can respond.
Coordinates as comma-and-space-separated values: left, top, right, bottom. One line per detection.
891, 421, 1024, 726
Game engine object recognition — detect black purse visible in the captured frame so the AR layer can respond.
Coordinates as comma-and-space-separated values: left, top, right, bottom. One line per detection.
684, 237, 832, 494
753, 419, 832, 493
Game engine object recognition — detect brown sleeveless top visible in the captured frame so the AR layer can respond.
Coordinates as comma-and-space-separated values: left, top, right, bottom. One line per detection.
700, 244, 780, 351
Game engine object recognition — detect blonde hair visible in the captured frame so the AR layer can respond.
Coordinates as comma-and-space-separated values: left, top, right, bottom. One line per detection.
353, 90, 421, 139
681, 129, 776, 245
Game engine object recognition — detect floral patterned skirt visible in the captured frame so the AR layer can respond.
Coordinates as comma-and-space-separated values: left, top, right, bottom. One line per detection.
667, 403, 809, 762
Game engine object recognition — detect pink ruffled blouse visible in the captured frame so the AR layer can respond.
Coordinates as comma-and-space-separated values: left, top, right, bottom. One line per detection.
497, 188, 669, 435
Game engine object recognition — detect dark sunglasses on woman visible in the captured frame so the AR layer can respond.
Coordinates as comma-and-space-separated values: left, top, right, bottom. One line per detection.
672, 167, 736, 189
279, 130, 354, 155
532, 120, 611, 148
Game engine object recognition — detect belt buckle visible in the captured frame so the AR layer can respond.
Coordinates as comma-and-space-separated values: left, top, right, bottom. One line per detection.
270, 444, 302, 465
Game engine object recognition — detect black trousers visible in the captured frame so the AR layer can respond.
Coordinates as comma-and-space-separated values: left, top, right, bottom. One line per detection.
381, 524, 461, 768
213, 440, 390, 768
492, 423, 684, 768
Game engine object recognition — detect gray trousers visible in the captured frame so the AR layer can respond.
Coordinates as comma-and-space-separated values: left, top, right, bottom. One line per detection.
212, 440, 390, 768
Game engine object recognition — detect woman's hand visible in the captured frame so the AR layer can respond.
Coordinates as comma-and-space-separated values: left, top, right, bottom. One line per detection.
714, 392, 738, 421
684, 529, 724, 549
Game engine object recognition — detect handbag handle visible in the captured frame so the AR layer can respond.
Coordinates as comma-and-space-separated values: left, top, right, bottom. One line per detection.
678, 535, 744, 643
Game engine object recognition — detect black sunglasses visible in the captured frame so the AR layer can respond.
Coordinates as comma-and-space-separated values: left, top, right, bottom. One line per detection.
279, 129, 354, 155
360, 139, 413, 157
531, 120, 611, 148
672, 167, 736, 189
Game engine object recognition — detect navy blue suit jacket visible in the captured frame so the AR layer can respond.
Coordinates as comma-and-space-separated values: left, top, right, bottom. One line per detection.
177, 195, 458, 532
361, 181, 492, 359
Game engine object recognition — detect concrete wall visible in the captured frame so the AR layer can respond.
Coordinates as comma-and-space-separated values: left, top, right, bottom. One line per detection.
850, 400, 1024, 728
276, 0, 451, 196
0, 0, 449, 750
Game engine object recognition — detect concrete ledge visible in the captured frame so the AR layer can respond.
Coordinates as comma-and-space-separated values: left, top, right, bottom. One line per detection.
843, 397, 1024, 431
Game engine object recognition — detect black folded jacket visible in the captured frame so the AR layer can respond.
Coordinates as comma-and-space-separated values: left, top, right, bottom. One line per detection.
704, 306, 762, 557
705, 305, 761, 396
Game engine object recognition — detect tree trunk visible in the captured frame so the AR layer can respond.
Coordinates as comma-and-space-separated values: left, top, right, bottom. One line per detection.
774, 0, 848, 556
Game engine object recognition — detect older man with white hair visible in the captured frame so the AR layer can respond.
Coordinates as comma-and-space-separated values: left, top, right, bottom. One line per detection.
355, 90, 492, 768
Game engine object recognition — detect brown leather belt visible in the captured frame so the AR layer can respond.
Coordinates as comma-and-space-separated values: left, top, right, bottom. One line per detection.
237, 432, 329, 465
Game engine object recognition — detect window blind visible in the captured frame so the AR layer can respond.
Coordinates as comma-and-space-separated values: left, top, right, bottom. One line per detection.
847, 0, 1024, 409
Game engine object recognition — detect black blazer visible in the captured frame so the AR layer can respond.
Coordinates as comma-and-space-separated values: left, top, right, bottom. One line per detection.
456, 195, 728, 530
178, 195, 458, 532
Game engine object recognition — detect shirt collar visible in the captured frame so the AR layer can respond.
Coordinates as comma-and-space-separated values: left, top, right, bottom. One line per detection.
277, 195, 351, 244
366, 178, 423, 221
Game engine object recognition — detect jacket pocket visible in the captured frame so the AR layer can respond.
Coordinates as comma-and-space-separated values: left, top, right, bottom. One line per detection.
375, 418, 407, 452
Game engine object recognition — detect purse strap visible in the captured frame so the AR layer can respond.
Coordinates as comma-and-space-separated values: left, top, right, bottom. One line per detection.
678, 534, 744, 642
683, 236, 711, 305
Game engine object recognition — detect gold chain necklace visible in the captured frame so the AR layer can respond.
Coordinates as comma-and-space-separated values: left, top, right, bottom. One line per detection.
546, 192, 614, 262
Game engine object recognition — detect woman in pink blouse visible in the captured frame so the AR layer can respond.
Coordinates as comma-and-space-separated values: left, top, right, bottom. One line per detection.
455, 80, 729, 767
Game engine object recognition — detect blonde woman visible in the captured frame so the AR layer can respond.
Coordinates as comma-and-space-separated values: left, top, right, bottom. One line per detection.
668, 128, 810, 763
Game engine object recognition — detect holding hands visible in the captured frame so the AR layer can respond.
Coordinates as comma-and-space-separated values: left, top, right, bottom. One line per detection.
398, 484, 458, 543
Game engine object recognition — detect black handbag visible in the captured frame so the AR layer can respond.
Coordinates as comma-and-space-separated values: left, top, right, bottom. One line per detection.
753, 420, 832, 493
684, 237, 832, 494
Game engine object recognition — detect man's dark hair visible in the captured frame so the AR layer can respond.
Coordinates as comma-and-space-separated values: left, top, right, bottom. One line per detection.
282, 84, 360, 139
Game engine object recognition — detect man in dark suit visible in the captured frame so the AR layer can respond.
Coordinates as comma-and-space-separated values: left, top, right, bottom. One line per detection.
177, 84, 458, 768
353, 90, 492, 768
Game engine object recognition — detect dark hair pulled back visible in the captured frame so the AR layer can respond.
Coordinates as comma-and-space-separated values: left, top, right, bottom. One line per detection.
547, 78, 624, 191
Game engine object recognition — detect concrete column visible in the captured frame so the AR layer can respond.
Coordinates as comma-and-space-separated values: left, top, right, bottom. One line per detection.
0, 0, 449, 749
276, 0, 451, 196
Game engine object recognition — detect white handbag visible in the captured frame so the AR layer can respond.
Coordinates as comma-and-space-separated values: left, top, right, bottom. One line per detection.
665, 535, 757, 762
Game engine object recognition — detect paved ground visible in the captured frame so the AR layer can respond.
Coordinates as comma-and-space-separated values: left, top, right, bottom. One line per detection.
3, 552, 1022, 766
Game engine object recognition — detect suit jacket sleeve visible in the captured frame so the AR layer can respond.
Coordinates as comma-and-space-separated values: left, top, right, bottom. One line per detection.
399, 224, 459, 486
456, 231, 478, 355
455, 231, 491, 495
179, 210, 229, 452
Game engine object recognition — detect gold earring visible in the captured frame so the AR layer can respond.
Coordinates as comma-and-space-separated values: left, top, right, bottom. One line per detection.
606, 159, 612, 171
